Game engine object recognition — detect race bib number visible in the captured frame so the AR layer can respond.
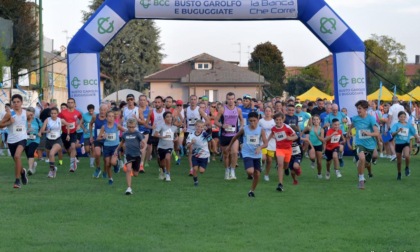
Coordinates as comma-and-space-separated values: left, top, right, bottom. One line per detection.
331, 135, 341, 143
97, 129, 101, 137
163, 129, 173, 141
226, 126, 236, 133
106, 133, 117, 141
27, 134, 36, 140
275, 131, 286, 141
292, 145, 301, 155
14, 125, 24, 133
247, 135, 260, 145
298, 116, 303, 122
47, 131, 60, 140
188, 118, 197, 126
358, 130, 370, 139
68, 123, 76, 130
398, 128, 409, 137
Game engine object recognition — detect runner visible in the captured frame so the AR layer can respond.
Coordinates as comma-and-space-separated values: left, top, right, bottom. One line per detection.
324, 104, 347, 167
227, 112, 267, 197
0, 94, 29, 188
258, 106, 276, 182
348, 100, 380, 189
137, 94, 151, 172
145, 96, 165, 170
209, 102, 220, 161
214, 92, 244, 180
90, 104, 108, 178
80, 104, 95, 167
324, 118, 344, 179
25, 107, 42, 175
186, 120, 212, 186
58, 98, 82, 172
40, 107, 65, 178
302, 115, 325, 178
115, 118, 145, 195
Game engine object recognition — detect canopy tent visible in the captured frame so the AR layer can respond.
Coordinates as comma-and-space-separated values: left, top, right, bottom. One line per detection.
399, 86, 420, 102
297, 86, 333, 101
367, 86, 403, 101
103, 89, 143, 101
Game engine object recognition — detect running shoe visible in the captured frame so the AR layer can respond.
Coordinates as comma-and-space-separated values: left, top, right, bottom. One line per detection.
317, 174, 323, 179
194, 181, 199, 187
405, 167, 411, 176
397, 173, 401, 180
189, 168, 194, 177
325, 172, 330, 180
248, 191, 255, 197
52, 167, 57, 178
33, 161, 38, 174
368, 173, 373, 178
176, 158, 181, 166
21, 168, 28, 185
165, 174, 171, 182
47, 170, 54, 178
247, 175, 253, 180
159, 170, 165, 180
102, 172, 107, 179
358, 180, 365, 189
114, 164, 120, 174
336, 170, 342, 178
28, 168, 34, 176
108, 178, 113, 185
390, 155, 397, 162
230, 169, 237, 180
264, 175, 269, 182
69, 167, 75, 173
339, 158, 344, 167
93, 168, 101, 178
284, 168, 290, 176
139, 164, 145, 173
372, 159, 377, 165
276, 183, 284, 192
293, 180, 298, 185
224, 169, 230, 180
311, 161, 315, 169
13, 181, 21, 189
125, 187, 133, 195
59, 160, 63, 165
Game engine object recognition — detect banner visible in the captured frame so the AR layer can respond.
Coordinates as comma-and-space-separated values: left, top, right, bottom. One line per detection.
2, 66, 12, 88
135, 0, 298, 20
68, 53, 101, 113
335, 52, 367, 116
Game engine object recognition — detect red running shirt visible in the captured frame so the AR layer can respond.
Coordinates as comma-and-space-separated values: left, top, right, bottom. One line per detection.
59, 109, 82, 134
326, 129, 342, 151
271, 124, 295, 149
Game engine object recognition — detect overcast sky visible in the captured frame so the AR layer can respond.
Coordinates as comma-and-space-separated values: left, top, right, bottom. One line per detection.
42, 0, 420, 66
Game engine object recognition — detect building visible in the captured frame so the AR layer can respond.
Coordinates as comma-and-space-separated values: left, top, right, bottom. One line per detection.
405, 55, 420, 84
144, 53, 269, 102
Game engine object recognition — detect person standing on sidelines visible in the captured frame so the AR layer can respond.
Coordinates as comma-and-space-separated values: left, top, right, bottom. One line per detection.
390, 111, 420, 180
227, 112, 267, 197
0, 94, 29, 188
40, 107, 66, 178
80, 104, 95, 167
259, 106, 276, 181
90, 104, 108, 178
348, 100, 380, 189
214, 92, 244, 180
58, 98, 82, 172
154, 111, 178, 182
115, 118, 145, 195
25, 107, 42, 175
97, 111, 126, 185
186, 120, 212, 186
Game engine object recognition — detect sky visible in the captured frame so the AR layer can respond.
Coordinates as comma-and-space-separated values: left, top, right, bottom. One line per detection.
41, 0, 420, 67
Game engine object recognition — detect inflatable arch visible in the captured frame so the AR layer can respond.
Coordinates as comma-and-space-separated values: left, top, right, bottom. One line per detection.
68, 0, 366, 116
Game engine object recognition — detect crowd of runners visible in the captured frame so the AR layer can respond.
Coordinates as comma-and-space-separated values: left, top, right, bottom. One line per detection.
1, 93, 419, 196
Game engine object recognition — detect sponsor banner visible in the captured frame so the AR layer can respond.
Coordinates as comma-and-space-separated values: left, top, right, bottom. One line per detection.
135, 0, 298, 19
2, 66, 12, 88
307, 6, 348, 46
335, 51, 366, 117
18, 69, 30, 87
84, 5, 127, 46
68, 53, 100, 113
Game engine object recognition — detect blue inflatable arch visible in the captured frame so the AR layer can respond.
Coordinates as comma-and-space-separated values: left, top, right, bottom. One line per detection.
68, 0, 366, 116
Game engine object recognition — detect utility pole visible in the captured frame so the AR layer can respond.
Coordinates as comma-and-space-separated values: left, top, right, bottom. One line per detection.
38, 0, 44, 97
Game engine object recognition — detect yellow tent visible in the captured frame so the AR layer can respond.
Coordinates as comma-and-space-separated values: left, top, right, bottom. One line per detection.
399, 86, 420, 101
297, 86, 333, 101
367, 86, 402, 101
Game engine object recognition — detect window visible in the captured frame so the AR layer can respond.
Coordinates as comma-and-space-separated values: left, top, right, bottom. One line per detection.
195, 62, 212, 70
205, 90, 218, 102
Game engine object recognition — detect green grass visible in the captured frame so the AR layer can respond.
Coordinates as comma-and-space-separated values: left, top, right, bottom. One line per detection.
0, 153, 419, 251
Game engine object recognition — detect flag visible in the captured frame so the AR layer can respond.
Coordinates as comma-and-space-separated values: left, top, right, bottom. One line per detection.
393, 85, 397, 96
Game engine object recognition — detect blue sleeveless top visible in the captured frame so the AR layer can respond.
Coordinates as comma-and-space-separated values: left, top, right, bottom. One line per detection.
241, 125, 262, 159
94, 114, 107, 140
104, 123, 120, 146
138, 106, 150, 133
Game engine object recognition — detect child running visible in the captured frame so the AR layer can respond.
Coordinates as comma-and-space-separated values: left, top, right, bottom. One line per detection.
268, 112, 298, 192
154, 111, 178, 182
390, 111, 420, 180
115, 118, 145, 195
258, 106, 276, 182
227, 112, 267, 197
324, 118, 344, 179
302, 115, 324, 178
186, 121, 212, 186
97, 111, 126, 185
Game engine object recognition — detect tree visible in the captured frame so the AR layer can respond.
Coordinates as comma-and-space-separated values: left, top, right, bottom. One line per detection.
83, 0, 163, 93
248, 42, 285, 97
285, 66, 329, 96
365, 34, 407, 93
0, 0, 38, 83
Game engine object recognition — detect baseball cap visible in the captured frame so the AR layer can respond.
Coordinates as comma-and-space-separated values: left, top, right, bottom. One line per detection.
288, 96, 295, 101
176, 100, 183, 106
243, 94, 252, 100
126, 94, 135, 99
295, 103, 302, 108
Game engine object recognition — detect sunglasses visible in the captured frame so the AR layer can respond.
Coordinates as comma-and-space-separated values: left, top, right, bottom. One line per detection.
177, 104, 182, 106
211, 106, 217, 108
127, 98, 134, 101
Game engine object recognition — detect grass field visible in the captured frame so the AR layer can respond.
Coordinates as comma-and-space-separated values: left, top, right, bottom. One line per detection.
0, 153, 419, 252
